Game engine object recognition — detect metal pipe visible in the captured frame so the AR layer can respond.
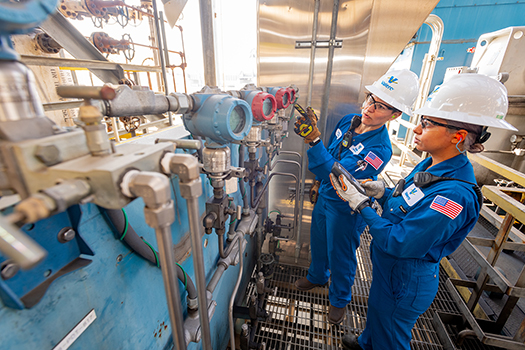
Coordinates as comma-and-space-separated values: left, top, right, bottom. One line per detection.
152, 0, 171, 127
251, 172, 299, 240
229, 231, 244, 350
318, 0, 339, 140
296, 0, 320, 262
0, 215, 47, 270
155, 138, 202, 150
159, 10, 173, 126
124, 171, 186, 350
186, 196, 212, 349
278, 150, 302, 162
162, 153, 211, 349
400, 14, 444, 165
218, 233, 239, 259
199, 0, 217, 87
155, 225, 186, 349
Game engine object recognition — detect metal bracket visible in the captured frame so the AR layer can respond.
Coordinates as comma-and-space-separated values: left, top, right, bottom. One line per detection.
295, 40, 343, 49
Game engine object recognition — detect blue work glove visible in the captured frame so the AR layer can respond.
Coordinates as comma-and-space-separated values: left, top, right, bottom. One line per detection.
329, 173, 370, 212
359, 180, 385, 199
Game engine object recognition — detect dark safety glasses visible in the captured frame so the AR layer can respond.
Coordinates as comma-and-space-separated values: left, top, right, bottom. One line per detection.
420, 117, 463, 131
363, 94, 395, 112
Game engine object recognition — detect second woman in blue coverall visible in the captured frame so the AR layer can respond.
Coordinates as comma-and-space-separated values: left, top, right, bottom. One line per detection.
331, 73, 517, 350
294, 69, 420, 324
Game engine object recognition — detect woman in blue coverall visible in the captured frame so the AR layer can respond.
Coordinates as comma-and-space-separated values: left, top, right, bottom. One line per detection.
331, 73, 517, 349
293, 69, 420, 324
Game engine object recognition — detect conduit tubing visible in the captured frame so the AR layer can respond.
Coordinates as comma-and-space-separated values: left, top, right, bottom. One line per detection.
101, 208, 197, 300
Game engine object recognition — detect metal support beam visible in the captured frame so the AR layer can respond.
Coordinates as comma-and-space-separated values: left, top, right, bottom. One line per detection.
21, 55, 161, 73
199, 0, 217, 87
40, 11, 123, 84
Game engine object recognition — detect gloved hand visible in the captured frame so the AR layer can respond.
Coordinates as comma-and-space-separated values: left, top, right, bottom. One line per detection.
329, 173, 370, 212
309, 180, 320, 204
294, 106, 321, 144
359, 179, 385, 199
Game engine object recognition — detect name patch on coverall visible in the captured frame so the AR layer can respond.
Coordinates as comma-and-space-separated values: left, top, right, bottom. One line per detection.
402, 183, 424, 206
350, 143, 364, 155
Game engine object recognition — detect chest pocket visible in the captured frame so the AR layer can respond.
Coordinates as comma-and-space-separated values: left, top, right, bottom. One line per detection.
383, 194, 415, 223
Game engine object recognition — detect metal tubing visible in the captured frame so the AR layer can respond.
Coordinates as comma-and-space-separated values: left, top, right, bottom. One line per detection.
207, 264, 227, 294
199, 0, 217, 87
186, 196, 212, 349
155, 225, 187, 350
155, 138, 202, 150
0, 215, 47, 270
218, 232, 239, 259
229, 231, 244, 350
152, 1, 170, 101
278, 150, 302, 162
251, 172, 299, 240
126, 171, 186, 350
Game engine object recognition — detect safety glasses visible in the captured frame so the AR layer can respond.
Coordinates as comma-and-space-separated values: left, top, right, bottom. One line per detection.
420, 117, 463, 131
363, 94, 395, 112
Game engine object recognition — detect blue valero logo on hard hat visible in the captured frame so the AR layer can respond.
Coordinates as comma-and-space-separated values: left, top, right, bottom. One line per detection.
381, 76, 398, 91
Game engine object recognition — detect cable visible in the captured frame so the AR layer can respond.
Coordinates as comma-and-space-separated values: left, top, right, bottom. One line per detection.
141, 238, 160, 267
268, 210, 281, 217
176, 262, 187, 289
120, 208, 129, 240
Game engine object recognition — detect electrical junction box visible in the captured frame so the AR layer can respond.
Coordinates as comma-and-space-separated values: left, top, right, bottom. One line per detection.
470, 26, 525, 95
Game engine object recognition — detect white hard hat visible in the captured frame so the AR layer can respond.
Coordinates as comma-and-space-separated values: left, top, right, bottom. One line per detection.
415, 74, 517, 131
365, 69, 419, 117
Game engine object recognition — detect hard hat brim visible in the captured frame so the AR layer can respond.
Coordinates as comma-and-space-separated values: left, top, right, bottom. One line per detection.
414, 106, 518, 131
365, 84, 413, 117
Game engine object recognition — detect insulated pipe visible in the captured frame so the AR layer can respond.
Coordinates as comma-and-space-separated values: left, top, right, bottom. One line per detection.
161, 153, 211, 350
100, 208, 197, 300
122, 170, 185, 350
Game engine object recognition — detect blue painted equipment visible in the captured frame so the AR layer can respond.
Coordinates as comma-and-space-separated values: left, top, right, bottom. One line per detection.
183, 93, 253, 145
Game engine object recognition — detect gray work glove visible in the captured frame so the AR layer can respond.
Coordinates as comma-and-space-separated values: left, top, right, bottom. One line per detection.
329, 173, 370, 212
359, 180, 385, 199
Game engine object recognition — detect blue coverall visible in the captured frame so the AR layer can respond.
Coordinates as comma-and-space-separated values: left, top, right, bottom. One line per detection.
306, 114, 392, 308
357, 154, 480, 350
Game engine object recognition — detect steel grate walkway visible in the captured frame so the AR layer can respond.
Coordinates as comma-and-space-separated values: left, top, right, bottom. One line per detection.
246, 231, 502, 349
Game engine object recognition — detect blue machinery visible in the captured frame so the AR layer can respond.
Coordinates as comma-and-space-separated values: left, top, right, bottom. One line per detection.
0, 2, 301, 349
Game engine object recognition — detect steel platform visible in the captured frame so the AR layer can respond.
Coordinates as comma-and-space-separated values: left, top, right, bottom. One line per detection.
245, 230, 504, 350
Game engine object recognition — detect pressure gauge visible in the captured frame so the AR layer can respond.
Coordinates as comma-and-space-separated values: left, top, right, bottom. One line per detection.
183, 94, 253, 144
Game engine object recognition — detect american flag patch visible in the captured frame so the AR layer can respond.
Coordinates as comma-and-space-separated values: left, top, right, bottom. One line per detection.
430, 195, 463, 219
364, 151, 383, 170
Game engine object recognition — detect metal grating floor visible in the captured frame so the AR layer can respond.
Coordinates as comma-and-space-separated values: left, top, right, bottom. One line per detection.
245, 231, 503, 350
